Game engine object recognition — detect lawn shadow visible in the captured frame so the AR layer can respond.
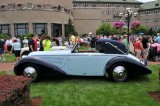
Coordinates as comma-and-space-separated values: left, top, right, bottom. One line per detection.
38, 75, 150, 83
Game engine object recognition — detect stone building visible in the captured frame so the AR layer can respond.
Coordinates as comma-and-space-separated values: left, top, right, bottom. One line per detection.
0, 0, 73, 37
73, 0, 142, 35
139, 0, 160, 31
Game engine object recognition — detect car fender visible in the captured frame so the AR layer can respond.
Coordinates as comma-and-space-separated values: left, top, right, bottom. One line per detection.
104, 56, 152, 75
14, 57, 66, 78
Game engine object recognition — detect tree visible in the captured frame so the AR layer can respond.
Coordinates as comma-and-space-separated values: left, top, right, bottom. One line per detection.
96, 23, 116, 36
131, 25, 148, 34
66, 17, 76, 37
146, 27, 155, 36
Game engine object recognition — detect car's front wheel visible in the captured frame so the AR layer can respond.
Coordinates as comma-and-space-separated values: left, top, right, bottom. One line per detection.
108, 63, 128, 82
22, 64, 40, 82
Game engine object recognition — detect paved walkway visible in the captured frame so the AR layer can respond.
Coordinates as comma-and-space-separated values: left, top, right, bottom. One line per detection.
0, 62, 15, 72
0, 61, 160, 72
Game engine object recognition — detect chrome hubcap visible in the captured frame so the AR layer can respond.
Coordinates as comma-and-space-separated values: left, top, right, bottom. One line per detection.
113, 66, 127, 81
23, 67, 37, 80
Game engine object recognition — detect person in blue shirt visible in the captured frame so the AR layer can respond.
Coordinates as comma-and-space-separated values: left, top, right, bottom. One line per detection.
155, 33, 160, 44
10, 39, 21, 61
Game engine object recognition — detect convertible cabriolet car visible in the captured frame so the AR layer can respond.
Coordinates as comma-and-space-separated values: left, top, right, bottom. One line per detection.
14, 39, 152, 82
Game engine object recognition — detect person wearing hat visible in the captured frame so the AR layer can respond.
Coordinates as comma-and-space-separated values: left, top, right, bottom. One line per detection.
23, 37, 28, 47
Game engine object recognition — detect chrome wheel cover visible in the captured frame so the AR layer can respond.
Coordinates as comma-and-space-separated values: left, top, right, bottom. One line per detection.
112, 66, 127, 81
23, 66, 37, 80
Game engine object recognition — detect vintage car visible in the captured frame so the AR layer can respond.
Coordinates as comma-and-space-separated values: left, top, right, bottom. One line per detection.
14, 39, 152, 82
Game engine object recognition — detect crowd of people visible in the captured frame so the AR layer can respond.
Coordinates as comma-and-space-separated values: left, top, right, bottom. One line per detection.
0, 32, 160, 63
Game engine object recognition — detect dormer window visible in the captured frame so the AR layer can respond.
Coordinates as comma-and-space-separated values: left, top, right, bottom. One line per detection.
155, 3, 159, 7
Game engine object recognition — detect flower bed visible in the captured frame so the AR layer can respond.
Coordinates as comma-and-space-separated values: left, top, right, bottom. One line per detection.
0, 75, 31, 106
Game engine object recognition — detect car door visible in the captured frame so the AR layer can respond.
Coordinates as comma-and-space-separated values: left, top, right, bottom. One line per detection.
65, 53, 113, 76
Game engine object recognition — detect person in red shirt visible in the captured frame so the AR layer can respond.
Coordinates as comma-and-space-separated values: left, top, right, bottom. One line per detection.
34, 35, 39, 51
135, 36, 144, 60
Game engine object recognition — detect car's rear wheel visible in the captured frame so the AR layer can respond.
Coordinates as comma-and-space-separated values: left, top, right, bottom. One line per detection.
22, 64, 39, 82
108, 63, 128, 82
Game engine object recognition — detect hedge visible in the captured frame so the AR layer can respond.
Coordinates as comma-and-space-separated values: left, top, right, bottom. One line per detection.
0, 75, 31, 106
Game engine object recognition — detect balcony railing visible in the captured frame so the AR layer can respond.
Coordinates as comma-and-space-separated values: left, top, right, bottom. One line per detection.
0, 3, 72, 15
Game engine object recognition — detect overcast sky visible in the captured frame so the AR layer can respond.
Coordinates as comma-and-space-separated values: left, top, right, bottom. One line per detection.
137, 0, 156, 2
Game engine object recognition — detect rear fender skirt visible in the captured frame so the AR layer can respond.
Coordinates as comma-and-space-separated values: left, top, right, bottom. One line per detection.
105, 56, 152, 75
14, 57, 66, 77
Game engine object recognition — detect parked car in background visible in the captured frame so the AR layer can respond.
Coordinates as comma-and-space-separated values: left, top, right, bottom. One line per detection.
14, 39, 152, 82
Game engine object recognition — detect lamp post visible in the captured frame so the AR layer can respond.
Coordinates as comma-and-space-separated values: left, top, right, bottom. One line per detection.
119, 8, 138, 43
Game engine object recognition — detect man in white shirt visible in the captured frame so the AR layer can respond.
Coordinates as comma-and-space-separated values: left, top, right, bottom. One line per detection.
5, 36, 13, 55
23, 37, 28, 47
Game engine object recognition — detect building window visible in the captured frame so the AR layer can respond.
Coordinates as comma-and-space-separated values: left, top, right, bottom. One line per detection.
115, 11, 120, 14
107, 4, 111, 7
51, 23, 62, 37
33, 23, 47, 35
106, 10, 111, 15
83, 3, 88, 7
114, 19, 120, 22
108, 19, 111, 22
153, 25, 159, 31
145, 19, 150, 23
0, 24, 10, 34
154, 9, 159, 13
153, 18, 159, 22
134, 5, 138, 8
115, 4, 120, 7
145, 10, 150, 14
92, 3, 96, 7
73, 3, 77, 7
14, 24, 28, 37
155, 3, 159, 7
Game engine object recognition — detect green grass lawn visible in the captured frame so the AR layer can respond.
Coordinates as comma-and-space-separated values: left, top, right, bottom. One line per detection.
0, 53, 16, 62
30, 65, 160, 106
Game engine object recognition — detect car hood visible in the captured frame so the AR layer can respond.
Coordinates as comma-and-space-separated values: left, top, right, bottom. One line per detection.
28, 49, 72, 56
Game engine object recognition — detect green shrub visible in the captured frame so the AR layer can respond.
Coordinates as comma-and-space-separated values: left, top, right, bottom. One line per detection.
0, 34, 8, 40
81, 33, 88, 38
20, 33, 32, 41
